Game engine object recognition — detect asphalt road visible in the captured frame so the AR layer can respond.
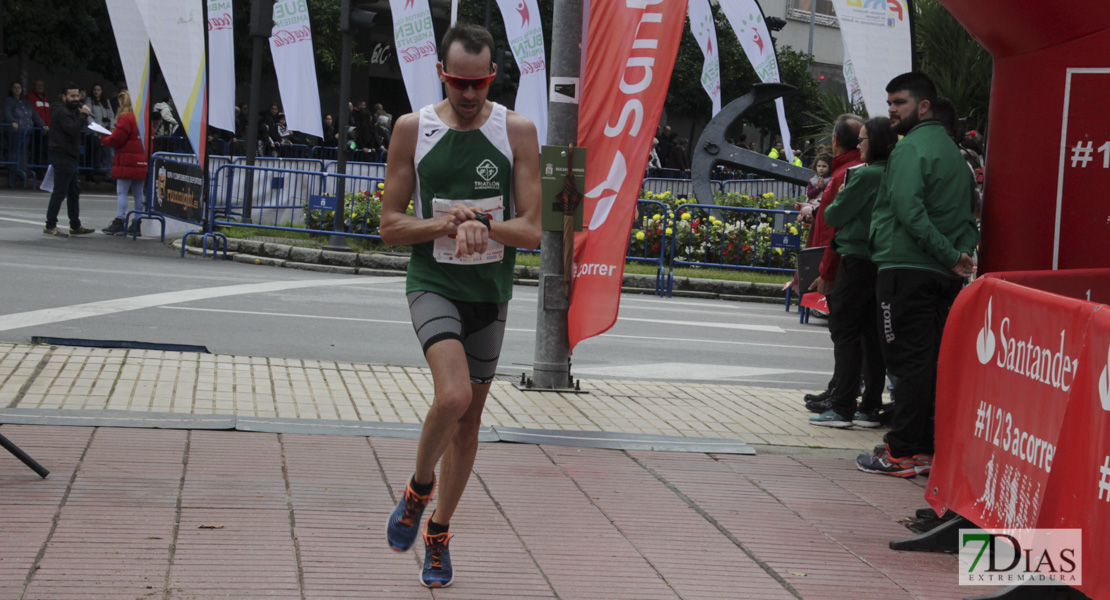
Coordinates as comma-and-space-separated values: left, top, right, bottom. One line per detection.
0, 187, 834, 389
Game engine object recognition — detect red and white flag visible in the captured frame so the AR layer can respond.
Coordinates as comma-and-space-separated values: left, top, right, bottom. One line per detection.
569, 0, 687, 351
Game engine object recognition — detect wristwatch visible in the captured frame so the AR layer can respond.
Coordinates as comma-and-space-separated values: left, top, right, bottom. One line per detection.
473, 212, 491, 231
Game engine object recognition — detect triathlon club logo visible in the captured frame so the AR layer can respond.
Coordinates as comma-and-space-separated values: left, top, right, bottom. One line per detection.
476, 159, 498, 182
516, 1, 530, 27
976, 298, 997, 365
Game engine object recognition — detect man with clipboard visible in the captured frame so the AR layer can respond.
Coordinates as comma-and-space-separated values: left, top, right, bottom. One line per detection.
43, 83, 95, 237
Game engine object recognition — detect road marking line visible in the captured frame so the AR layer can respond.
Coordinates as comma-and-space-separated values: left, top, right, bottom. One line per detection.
617, 316, 783, 333
0, 277, 402, 333
0, 216, 46, 226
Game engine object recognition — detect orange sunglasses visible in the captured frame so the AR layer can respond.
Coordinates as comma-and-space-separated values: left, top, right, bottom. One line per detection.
442, 72, 497, 90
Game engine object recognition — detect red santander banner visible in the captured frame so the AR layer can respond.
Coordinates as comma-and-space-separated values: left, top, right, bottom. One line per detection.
927, 277, 1097, 530
569, 0, 688, 351
1037, 306, 1110, 600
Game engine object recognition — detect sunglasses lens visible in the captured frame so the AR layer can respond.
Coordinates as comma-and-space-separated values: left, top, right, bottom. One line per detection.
444, 74, 494, 90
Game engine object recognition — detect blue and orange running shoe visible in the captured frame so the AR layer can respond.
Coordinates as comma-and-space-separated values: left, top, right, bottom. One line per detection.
386, 475, 434, 552
856, 445, 918, 477
420, 526, 453, 588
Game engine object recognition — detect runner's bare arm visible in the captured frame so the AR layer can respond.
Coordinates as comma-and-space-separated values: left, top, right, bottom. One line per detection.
485, 111, 541, 251
379, 113, 460, 246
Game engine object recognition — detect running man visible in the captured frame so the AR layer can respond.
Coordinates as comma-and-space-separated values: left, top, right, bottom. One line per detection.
379, 23, 541, 588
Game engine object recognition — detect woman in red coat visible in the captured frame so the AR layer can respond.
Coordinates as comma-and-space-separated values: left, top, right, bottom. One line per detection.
99, 90, 148, 235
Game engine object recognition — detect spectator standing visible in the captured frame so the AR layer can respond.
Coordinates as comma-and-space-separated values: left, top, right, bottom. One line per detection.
152, 97, 179, 137
28, 80, 51, 126
85, 83, 116, 174
664, 137, 689, 178
856, 72, 978, 478
4, 82, 45, 182
98, 90, 147, 236
43, 83, 95, 237
5, 82, 45, 132
805, 154, 831, 202
647, 138, 662, 176
276, 113, 291, 144
808, 116, 898, 429
321, 114, 338, 146
656, 125, 673, 167
806, 114, 864, 297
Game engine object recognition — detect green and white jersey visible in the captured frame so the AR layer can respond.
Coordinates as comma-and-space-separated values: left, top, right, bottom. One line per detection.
406, 102, 517, 303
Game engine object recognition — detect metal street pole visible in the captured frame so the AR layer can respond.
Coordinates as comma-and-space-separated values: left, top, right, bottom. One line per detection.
325, 0, 357, 251
531, 0, 582, 390
807, 0, 817, 71
244, 0, 275, 223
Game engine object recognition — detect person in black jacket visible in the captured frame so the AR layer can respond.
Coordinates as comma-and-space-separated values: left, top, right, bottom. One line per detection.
44, 83, 94, 237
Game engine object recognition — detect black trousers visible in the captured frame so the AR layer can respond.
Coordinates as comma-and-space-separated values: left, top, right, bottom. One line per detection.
45, 159, 81, 230
876, 268, 963, 457
827, 256, 885, 418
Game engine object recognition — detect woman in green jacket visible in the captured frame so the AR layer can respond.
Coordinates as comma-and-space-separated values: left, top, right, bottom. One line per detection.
809, 116, 899, 429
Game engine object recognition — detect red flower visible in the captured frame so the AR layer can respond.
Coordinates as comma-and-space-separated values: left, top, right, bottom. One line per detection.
742, 244, 751, 252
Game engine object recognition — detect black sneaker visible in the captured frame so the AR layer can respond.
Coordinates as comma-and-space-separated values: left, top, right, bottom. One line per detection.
803, 388, 833, 403
43, 227, 69, 238
102, 218, 126, 236
805, 398, 832, 413
69, 226, 95, 235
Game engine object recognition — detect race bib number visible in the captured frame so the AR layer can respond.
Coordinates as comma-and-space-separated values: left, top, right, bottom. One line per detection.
432, 196, 505, 265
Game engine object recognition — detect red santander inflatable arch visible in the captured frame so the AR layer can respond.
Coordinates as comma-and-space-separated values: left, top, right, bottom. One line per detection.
938, 2, 1110, 272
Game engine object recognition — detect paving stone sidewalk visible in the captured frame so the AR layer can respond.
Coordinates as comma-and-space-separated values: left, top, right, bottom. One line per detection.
0, 341, 1000, 599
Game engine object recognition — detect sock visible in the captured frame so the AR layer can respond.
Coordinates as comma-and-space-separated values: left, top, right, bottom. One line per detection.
427, 519, 449, 536
410, 474, 433, 496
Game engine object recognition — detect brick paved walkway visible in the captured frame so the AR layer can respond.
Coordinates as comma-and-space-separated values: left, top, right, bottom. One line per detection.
1, 424, 997, 599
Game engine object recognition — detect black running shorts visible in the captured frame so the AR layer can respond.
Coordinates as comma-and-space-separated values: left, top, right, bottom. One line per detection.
406, 291, 508, 384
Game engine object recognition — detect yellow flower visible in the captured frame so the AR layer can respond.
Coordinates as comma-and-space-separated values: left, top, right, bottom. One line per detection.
378, 182, 385, 190
665, 227, 673, 235
774, 248, 783, 255
681, 213, 691, 221
667, 220, 673, 227
762, 192, 775, 199
652, 214, 661, 221
789, 226, 798, 235
635, 231, 645, 241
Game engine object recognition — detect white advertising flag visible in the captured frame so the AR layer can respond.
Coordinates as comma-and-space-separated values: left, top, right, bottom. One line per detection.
719, 0, 795, 162
269, 1, 323, 138
136, 0, 207, 157
207, 0, 236, 133
105, 0, 152, 152
688, 0, 721, 116
495, 0, 547, 146
830, 0, 913, 119
842, 38, 865, 112
390, 0, 443, 112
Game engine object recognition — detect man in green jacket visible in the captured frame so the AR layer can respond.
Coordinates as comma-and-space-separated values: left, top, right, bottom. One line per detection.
857, 72, 978, 478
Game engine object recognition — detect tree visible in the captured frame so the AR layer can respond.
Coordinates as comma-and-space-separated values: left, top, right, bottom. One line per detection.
663, 4, 824, 146
914, 0, 992, 134
3, 0, 122, 83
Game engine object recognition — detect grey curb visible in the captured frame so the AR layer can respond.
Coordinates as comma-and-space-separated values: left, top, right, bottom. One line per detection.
172, 238, 789, 302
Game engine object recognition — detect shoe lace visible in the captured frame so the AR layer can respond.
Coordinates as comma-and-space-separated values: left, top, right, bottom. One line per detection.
425, 533, 449, 569
398, 486, 429, 527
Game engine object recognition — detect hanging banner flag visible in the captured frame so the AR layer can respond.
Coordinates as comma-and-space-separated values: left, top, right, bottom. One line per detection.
830, 0, 913, 119
136, 0, 207, 158
105, 0, 152, 153
495, 0, 548, 146
390, 0, 443, 112
719, 0, 794, 162
569, 0, 687, 351
207, 0, 236, 133
269, 0, 323, 138
688, 0, 721, 116
842, 38, 864, 112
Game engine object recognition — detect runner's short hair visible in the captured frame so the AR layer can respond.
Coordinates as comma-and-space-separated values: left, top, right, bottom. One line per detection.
440, 23, 496, 69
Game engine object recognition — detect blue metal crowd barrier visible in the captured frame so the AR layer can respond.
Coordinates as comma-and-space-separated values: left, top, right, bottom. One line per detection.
720, 178, 805, 199
276, 144, 310, 159
628, 199, 669, 296
641, 177, 699, 201
666, 203, 802, 293
311, 146, 383, 163
152, 136, 193, 155
209, 162, 386, 243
